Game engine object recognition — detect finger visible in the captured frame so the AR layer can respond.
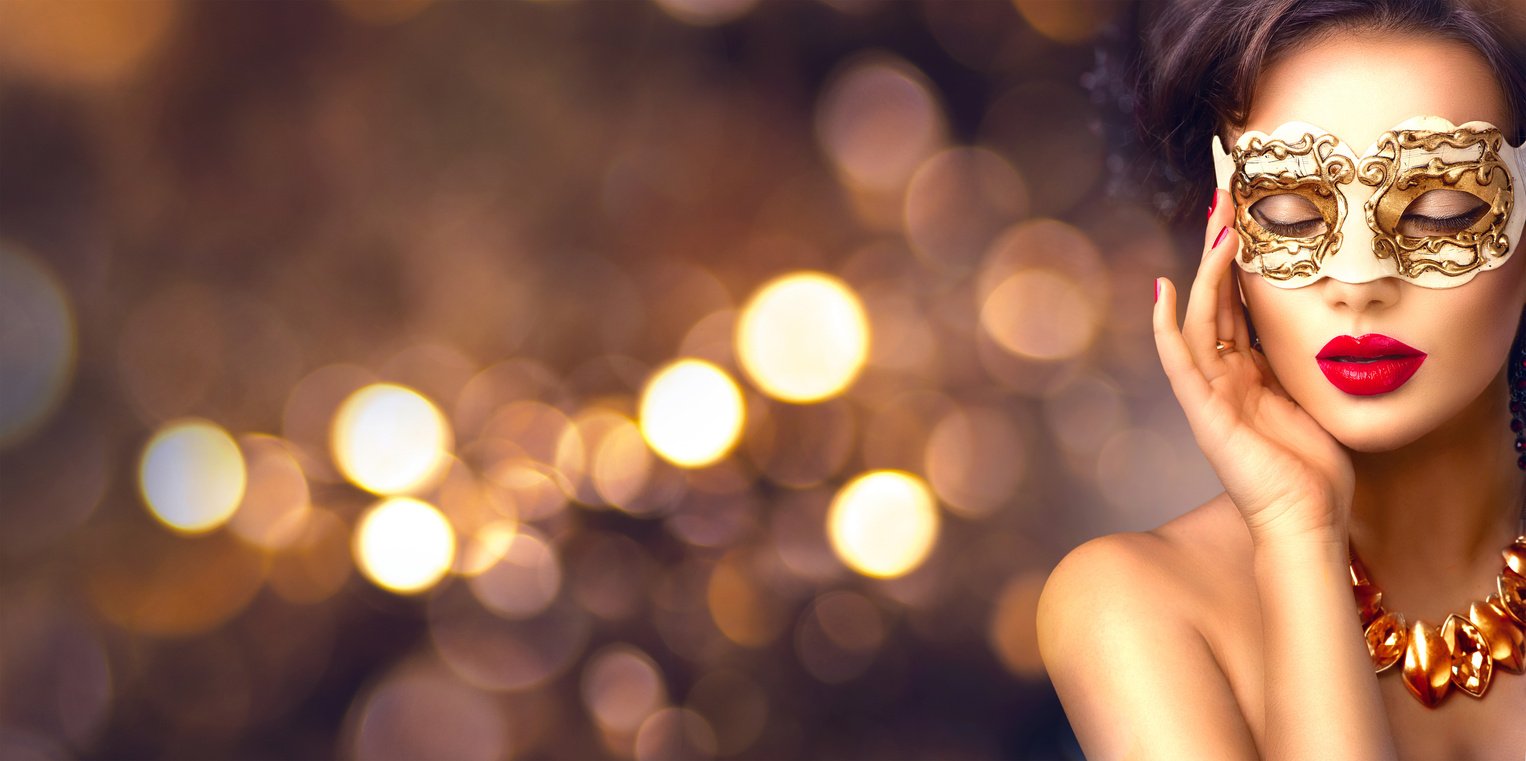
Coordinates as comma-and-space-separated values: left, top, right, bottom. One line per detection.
1183, 221, 1238, 377
1153, 277, 1212, 411
1212, 194, 1238, 346
1228, 268, 1251, 354
1216, 247, 1236, 351
1202, 189, 1226, 250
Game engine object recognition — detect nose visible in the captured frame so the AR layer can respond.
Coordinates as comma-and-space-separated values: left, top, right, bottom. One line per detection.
1319, 273, 1401, 313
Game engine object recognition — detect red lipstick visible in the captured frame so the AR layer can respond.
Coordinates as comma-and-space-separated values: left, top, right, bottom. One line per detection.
1315, 334, 1426, 396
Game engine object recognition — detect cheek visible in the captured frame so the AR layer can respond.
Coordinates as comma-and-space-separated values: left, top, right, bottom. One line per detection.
1237, 271, 1300, 340
1433, 255, 1526, 352
1426, 285, 1523, 373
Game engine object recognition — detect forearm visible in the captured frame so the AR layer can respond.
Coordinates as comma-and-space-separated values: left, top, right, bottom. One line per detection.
1253, 535, 1397, 760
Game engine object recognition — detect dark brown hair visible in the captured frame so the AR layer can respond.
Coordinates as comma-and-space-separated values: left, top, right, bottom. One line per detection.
1134, 0, 1526, 220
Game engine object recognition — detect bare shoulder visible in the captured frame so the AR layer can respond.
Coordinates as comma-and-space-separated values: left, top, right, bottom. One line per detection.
1149, 490, 1255, 588
1036, 492, 1259, 760
1040, 492, 1250, 628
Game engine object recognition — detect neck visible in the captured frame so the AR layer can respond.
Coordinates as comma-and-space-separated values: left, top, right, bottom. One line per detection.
1346, 369, 1525, 616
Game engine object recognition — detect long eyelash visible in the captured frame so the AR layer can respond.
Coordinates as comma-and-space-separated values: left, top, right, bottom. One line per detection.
1249, 207, 1325, 238
1262, 219, 1324, 237
1401, 208, 1487, 233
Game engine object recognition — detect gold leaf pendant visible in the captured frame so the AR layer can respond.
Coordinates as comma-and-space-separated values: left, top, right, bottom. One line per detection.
1350, 536, 1526, 708
1401, 620, 1452, 707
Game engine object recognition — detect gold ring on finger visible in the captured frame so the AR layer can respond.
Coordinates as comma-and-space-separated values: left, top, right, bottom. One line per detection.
1215, 338, 1236, 353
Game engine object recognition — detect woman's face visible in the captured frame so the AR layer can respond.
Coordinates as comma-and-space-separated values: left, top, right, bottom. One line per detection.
1232, 30, 1526, 452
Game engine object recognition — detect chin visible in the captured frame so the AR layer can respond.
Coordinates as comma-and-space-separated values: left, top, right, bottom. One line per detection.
1300, 380, 1477, 455
1320, 418, 1429, 454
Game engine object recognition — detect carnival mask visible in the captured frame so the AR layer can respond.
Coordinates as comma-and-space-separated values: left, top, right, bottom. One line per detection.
1212, 116, 1526, 289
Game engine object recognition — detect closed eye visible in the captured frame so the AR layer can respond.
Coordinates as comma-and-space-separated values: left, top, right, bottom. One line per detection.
1249, 194, 1327, 238
1397, 190, 1489, 237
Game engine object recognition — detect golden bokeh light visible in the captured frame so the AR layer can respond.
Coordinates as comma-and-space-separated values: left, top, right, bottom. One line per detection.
331, 382, 453, 495
229, 434, 312, 550
827, 470, 939, 579
634, 706, 719, 761
0, 0, 1245, 751
282, 363, 377, 484
903, 147, 1029, 271
924, 405, 1026, 519
0, 246, 76, 448
650, 0, 758, 26
988, 571, 1048, 679
478, 399, 583, 497
456, 520, 518, 577
735, 272, 870, 404
770, 489, 847, 582
138, 418, 247, 534
816, 53, 946, 194
814, 590, 886, 652
979, 269, 1099, 361
1010, 0, 1122, 44
638, 359, 745, 468
977, 218, 1108, 305
706, 550, 789, 648
857, 279, 936, 374
85, 527, 266, 637
434, 455, 516, 544
0, 0, 177, 87
794, 590, 886, 684
669, 488, 760, 549
452, 358, 564, 443
468, 525, 561, 619
592, 414, 655, 510
346, 658, 509, 761
568, 532, 658, 622
0, 595, 114, 748
745, 397, 855, 489
429, 585, 593, 693
480, 455, 569, 522
565, 406, 629, 506
353, 497, 456, 595
581, 643, 668, 735
677, 309, 740, 369
377, 343, 479, 418
1042, 373, 1128, 466
268, 506, 353, 606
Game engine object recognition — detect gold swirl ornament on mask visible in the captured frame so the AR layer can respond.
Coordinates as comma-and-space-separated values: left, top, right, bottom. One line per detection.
1212, 116, 1526, 289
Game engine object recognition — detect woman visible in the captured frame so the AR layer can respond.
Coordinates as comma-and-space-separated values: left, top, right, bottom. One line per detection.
1036, 1, 1526, 758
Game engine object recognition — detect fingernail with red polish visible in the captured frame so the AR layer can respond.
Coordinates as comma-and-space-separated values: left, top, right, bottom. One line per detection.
1213, 225, 1229, 248
1208, 192, 1218, 219
1154, 278, 1160, 303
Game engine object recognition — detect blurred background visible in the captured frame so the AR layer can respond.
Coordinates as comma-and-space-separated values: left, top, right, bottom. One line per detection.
3, 1, 1519, 759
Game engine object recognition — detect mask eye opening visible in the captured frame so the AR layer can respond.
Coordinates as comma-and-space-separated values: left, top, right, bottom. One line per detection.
1394, 189, 1492, 238
1247, 193, 1329, 239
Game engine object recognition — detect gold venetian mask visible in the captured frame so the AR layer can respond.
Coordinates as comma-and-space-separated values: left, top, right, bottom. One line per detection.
1212, 116, 1526, 289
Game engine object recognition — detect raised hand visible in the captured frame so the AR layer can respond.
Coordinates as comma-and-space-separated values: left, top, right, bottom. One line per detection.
1152, 189, 1355, 545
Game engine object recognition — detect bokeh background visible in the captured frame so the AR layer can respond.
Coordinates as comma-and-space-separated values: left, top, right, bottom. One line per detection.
5, 1, 1523, 759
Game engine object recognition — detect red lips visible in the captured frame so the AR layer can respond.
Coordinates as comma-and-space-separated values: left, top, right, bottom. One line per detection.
1315, 334, 1427, 396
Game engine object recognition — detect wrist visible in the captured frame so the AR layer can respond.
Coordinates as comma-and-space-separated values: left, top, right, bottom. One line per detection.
1249, 522, 1348, 554
1250, 533, 1354, 596
1251, 512, 1348, 555
1244, 496, 1349, 551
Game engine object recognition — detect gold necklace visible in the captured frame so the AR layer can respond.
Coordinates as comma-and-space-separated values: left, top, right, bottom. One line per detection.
1347, 536, 1526, 707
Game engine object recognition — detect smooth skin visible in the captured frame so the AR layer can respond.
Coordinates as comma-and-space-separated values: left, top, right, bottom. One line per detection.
1039, 28, 1526, 761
